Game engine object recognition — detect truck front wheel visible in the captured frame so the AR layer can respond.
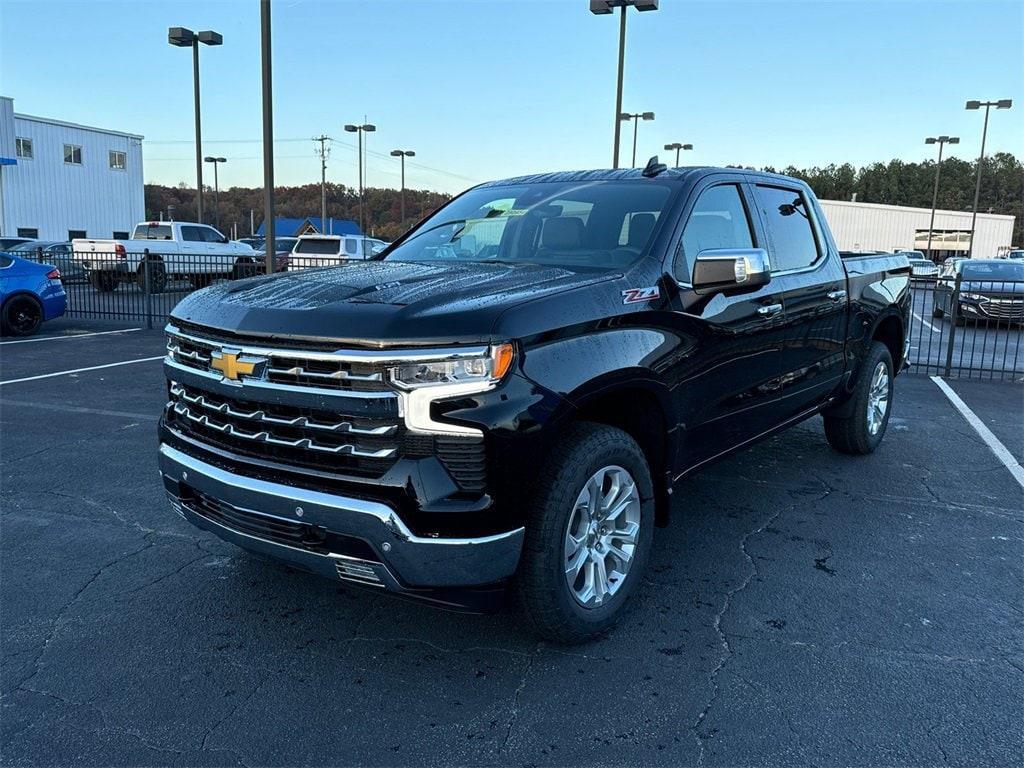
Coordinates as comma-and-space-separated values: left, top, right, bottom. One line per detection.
823, 341, 894, 455
516, 423, 654, 644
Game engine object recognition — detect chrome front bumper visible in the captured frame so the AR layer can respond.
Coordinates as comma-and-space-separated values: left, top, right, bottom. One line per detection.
158, 444, 524, 601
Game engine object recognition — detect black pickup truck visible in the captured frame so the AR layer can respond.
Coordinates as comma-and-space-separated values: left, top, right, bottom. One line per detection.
159, 165, 910, 642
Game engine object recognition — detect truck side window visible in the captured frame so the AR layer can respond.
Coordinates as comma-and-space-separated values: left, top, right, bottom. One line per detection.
182, 226, 204, 242
753, 185, 821, 272
675, 184, 754, 282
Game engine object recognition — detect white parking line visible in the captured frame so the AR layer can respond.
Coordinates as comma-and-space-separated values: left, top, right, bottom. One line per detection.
0, 328, 142, 346
912, 311, 942, 334
0, 356, 164, 386
931, 376, 1024, 491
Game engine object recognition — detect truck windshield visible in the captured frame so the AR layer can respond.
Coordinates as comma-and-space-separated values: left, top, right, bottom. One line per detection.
384, 180, 675, 270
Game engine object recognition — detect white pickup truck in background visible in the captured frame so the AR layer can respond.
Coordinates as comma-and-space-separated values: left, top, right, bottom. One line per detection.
286, 234, 389, 270
72, 222, 258, 293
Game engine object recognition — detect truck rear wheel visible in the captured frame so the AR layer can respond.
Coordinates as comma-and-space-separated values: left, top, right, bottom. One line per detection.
823, 341, 893, 455
137, 261, 167, 294
90, 272, 118, 292
516, 423, 654, 644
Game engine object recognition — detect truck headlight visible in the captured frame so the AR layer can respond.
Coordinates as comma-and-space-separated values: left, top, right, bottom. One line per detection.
962, 293, 987, 302
389, 343, 515, 390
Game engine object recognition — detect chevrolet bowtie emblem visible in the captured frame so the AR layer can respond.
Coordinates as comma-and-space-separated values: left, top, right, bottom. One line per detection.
210, 348, 263, 382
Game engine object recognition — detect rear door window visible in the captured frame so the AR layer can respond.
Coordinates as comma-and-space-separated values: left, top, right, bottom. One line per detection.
675, 184, 755, 282
181, 226, 206, 242
752, 185, 821, 272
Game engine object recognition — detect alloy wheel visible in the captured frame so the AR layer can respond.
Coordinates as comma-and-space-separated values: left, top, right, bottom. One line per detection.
563, 465, 641, 608
866, 361, 889, 436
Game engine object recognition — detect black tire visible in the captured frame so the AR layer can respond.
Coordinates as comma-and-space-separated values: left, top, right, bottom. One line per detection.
515, 422, 655, 644
823, 341, 894, 455
137, 261, 167, 293
1, 295, 43, 337
231, 259, 259, 281
90, 272, 118, 292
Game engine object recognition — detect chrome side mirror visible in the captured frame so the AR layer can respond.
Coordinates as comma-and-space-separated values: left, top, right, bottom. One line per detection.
692, 248, 771, 296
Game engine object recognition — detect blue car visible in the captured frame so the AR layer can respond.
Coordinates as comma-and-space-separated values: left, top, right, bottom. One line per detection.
0, 252, 67, 336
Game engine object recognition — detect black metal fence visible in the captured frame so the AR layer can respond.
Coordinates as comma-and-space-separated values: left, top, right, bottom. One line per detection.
4, 247, 1023, 380
905, 274, 1023, 381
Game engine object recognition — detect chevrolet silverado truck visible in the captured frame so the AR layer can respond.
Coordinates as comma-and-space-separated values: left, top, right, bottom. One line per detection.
158, 165, 910, 642
73, 222, 257, 293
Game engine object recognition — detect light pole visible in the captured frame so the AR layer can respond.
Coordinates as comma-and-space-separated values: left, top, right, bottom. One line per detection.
965, 99, 1012, 257
923, 136, 958, 261
664, 142, 693, 166
344, 123, 376, 234
620, 112, 654, 167
169, 27, 223, 224
589, 1, 659, 169
390, 149, 416, 226
203, 157, 226, 229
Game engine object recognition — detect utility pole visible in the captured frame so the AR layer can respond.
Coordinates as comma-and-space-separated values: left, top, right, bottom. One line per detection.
260, 0, 275, 275
314, 134, 330, 231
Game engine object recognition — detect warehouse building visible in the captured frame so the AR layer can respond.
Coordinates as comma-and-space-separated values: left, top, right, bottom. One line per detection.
0, 96, 144, 241
819, 199, 1016, 260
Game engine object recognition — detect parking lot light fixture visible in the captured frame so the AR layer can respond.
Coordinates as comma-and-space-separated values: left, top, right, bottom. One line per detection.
390, 149, 416, 226
168, 26, 223, 225
964, 99, 1012, 257
590, 0, 659, 169
620, 111, 655, 168
923, 136, 959, 261
344, 123, 376, 234
203, 157, 227, 230
663, 142, 693, 166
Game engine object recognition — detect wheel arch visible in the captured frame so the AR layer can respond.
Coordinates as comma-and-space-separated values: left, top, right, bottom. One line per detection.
560, 378, 677, 527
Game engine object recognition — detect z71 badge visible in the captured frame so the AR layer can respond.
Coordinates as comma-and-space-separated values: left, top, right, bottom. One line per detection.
621, 286, 660, 304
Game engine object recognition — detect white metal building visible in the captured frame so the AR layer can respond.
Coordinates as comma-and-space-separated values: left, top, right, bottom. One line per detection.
819, 199, 1016, 259
0, 96, 144, 242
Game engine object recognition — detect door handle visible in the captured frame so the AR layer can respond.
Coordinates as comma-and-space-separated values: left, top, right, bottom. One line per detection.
757, 303, 783, 317
827, 289, 847, 301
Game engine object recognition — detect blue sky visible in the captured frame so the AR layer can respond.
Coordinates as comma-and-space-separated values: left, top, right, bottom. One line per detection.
2, 0, 1021, 194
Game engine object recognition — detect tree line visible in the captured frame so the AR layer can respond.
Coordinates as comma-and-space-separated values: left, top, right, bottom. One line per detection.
144, 182, 452, 243
146, 151, 1023, 245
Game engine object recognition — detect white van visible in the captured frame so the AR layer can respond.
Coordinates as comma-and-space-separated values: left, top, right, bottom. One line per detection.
288, 235, 388, 270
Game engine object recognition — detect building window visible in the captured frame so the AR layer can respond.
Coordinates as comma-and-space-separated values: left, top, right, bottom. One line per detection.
63, 144, 83, 165
109, 150, 126, 170
16, 137, 33, 159
112, 230, 130, 240
68, 229, 87, 240
17, 228, 39, 239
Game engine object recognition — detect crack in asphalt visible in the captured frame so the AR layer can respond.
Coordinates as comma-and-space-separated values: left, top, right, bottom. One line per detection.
499, 641, 543, 754
691, 504, 786, 766
691, 489, 832, 767
12, 539, 156, 693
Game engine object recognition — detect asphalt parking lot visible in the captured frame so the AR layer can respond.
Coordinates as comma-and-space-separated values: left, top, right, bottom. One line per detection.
1, 320, 1022, 767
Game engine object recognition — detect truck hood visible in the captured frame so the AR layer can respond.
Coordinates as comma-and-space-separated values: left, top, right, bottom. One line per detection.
169, 259, 614, 345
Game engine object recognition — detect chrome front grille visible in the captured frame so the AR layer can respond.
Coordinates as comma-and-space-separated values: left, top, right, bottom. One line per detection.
170, 383, 395, 437
166, 382, 401, 474
978, 298, 1024, 319
166, 326, 390, 392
